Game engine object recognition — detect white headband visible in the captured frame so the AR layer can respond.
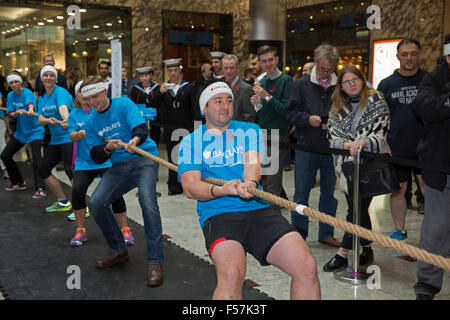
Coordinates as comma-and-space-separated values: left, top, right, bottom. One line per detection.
444, 43, 450, 56
40, 65, 58, 80
199, 82, 234, 114
74, 81, 83, 95
81, 82, 107, 97
7, 75, 22, 84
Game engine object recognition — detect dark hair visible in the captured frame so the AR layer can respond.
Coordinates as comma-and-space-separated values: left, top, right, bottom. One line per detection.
397, 38, 421, 51
195, 78, 227, 106
445, 34, 450, 44
98, 61, 109, 68
257, 45, 277, 58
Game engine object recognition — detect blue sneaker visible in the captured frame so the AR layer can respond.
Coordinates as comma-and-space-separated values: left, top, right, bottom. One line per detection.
67, 207, 91, 221
389, 229, 407, 242
46, 200, 72, 213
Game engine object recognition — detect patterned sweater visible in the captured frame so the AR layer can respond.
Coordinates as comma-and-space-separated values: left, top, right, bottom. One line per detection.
327, 92, 390, 194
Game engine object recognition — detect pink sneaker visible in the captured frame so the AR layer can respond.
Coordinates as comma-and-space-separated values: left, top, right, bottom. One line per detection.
32, 188, 47, 199
5, 183, 27, 191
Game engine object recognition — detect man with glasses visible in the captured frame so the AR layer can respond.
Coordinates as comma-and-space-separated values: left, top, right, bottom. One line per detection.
377, 39, 428, 242
284, 44, 341, 247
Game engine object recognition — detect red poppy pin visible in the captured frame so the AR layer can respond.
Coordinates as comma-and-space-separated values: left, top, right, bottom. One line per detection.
234, 85, 239, 92
271, 87, 276, 93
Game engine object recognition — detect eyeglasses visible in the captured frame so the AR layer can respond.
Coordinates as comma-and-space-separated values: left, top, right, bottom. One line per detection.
316, 64, 334, 73
342, 77, 361, 87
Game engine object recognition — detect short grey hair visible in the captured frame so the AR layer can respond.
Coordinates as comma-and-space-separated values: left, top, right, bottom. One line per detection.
222, 54, 239, 65
314, 44, 339, 66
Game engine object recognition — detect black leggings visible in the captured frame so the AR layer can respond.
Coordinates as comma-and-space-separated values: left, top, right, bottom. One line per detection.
341, 194, 373, 250
1, 137, 44, 189
39, 142, 74, 181
72, 169, 126, 212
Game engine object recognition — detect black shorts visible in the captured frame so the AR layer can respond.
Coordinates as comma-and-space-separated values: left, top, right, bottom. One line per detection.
202, 207, 296, 266
392, 157, 422, 183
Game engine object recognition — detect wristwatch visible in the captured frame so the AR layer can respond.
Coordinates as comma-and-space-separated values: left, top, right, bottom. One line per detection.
264, 95, 272, 102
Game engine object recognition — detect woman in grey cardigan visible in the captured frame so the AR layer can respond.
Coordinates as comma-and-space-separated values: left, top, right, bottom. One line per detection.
323, 65, 390, 272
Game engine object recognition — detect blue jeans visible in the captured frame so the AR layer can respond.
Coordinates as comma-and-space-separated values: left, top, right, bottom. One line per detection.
89, 156, 163, 264
291, 148, 338, 241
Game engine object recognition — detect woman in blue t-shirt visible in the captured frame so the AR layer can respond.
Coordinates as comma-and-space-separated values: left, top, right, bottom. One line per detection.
1, 74, 46, 198
0, 91, 7, 179
37, 65, 74, 213
66, 81, 134, 246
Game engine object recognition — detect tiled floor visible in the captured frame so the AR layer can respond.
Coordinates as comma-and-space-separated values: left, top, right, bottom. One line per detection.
50, 145, 449, 300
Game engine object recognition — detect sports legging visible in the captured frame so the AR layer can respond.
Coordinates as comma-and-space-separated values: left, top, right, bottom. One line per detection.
72, 168, 126, 213
1, 137, 44, 189
39, 142, 74, 181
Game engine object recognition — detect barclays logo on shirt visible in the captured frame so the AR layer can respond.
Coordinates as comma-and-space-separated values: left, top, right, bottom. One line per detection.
98, 121, 121, 137
42, 104, 57, 113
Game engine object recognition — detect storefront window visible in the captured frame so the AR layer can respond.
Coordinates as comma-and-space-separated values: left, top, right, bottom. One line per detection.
0, 1, 131, 89
162, 10, 233, 82
286, 0, 371, 78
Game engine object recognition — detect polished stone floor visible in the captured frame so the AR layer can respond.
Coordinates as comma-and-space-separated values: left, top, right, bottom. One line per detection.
9, 144, 449, 300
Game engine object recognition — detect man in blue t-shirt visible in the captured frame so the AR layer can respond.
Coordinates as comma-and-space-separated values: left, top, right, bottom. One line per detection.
81, 77, 163, 287
377, 39, 427, 242
178, 79, 320, 300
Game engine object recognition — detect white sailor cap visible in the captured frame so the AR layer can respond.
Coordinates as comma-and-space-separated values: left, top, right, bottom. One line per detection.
136, 66, 153, 74
163, 58, 182, 68
210, 51, 226, 59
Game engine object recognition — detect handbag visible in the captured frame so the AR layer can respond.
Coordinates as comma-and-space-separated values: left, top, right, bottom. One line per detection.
342, 155, 400, 199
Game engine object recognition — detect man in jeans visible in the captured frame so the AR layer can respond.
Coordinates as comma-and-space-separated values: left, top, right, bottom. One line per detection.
284, 44, 340, 247
82, 77, 164, 287
412, 35, 450, 300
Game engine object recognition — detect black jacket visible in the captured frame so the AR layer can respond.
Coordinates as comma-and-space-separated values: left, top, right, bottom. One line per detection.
413, 56, 450, 191
285, 74, 336, 147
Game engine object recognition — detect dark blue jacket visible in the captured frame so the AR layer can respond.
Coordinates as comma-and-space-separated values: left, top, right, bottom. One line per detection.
284, 73, 336, 147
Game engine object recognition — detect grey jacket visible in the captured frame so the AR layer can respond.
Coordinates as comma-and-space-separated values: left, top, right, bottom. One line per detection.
230, 78, 256, 123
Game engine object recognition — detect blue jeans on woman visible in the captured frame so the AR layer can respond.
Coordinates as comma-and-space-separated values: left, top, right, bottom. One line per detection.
89, 156, 163, 264
291, 147, 338, 241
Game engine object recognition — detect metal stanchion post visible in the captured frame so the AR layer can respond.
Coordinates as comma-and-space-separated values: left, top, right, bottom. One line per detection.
334, 152, 370, 285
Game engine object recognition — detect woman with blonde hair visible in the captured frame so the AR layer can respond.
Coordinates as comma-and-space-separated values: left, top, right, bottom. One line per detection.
323, 65, 390, 272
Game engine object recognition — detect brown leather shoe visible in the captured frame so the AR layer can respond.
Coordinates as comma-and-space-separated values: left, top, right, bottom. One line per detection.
319, 237, 341, 248
147, 264, 163, 287
96, 249, 129, 269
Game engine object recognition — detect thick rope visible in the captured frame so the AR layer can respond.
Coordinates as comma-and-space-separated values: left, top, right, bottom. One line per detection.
113, 140, 450, 271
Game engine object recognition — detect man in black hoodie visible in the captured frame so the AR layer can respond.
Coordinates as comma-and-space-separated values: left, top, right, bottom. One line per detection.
412, 34, 450, 300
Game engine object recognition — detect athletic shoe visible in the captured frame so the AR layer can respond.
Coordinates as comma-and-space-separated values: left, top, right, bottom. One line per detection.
46, 200, 72, 213
32, 188, 47, 199
122, 227, 135, 246
70, 228, 88, 246
67, 207, 91, 221
5, 183, 27, 191
2, 170, 9, 180
389, 229, 407, 242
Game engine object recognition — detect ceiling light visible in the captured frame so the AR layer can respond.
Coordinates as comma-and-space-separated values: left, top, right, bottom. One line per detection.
56, 16, 64, 20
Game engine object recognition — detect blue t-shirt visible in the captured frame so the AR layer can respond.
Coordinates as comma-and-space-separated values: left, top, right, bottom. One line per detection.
178, 120, 269, 227
38, 85, 73, 145
68, 107, 111, 172
84, 97, 158, 165
6, 88, 44, 144
0, 92, 4, 117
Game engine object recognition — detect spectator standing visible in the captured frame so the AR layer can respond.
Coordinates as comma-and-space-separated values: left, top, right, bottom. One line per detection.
250, 45, 293, 214
323, 65, 390, 271
284, 44, 340, 247
377, 39, 428, 242
412, 35, 450, 300
222, 54, 256, 123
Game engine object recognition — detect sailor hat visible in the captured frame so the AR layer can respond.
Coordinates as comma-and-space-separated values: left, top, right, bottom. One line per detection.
136, 66, 153, 74
163, 58, 182, 68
